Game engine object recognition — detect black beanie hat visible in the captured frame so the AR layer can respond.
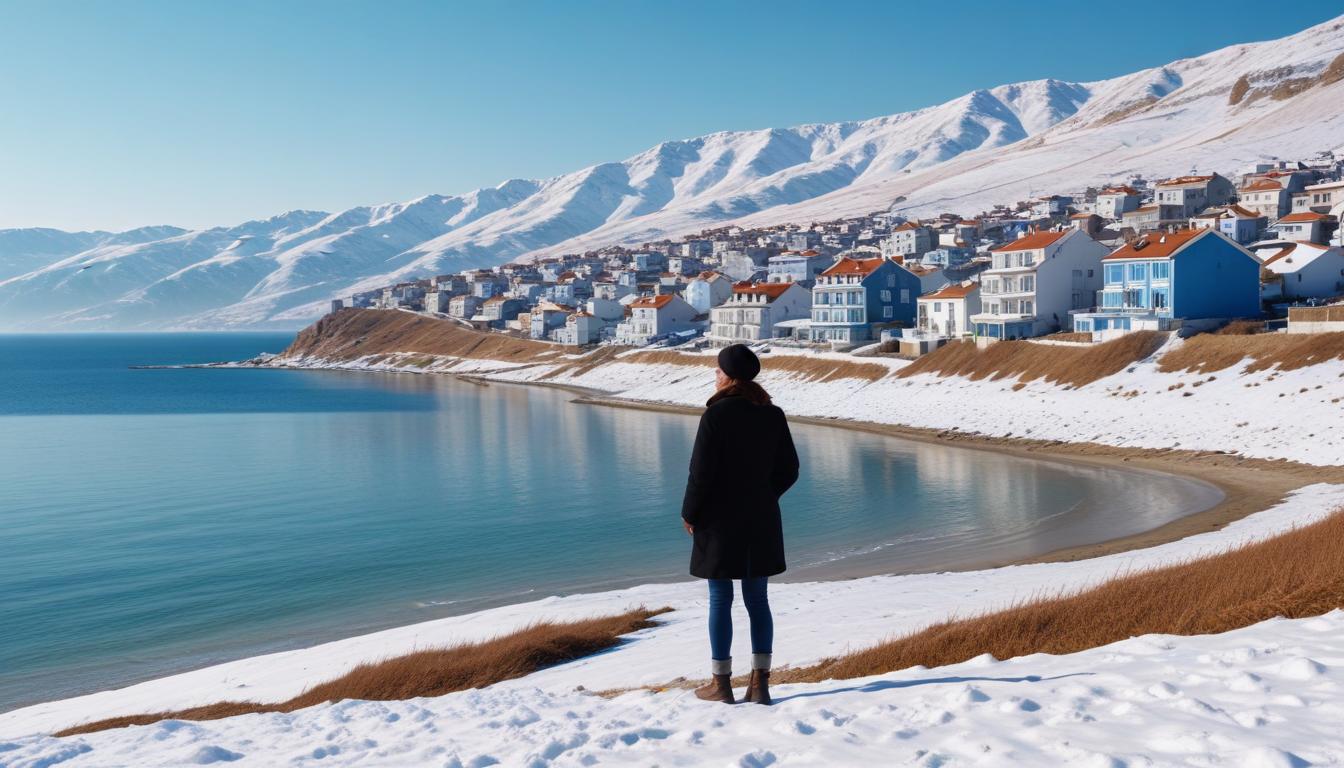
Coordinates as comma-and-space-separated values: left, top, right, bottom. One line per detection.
717, 344, 761, 382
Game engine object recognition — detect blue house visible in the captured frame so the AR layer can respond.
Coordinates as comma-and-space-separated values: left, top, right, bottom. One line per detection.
1072, 229, 1261, 340
808, 256, 921, 345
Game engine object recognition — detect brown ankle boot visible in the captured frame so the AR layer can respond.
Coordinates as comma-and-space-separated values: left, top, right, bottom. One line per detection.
743, 669, 771, 705
694, 674, 735, 703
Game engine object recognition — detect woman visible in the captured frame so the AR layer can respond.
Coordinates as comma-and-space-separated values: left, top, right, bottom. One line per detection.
681, 343, 799, 705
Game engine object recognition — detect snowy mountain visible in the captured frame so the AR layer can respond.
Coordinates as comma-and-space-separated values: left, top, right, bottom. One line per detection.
3, 16, 1343, 330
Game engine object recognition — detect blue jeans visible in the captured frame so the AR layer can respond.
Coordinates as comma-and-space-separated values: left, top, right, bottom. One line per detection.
707, 577, 772, 661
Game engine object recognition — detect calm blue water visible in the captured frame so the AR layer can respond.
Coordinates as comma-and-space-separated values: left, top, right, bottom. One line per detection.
0, 334, 1221, 712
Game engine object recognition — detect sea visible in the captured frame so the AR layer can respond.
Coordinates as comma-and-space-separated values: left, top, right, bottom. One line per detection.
0, 332, 1222, 711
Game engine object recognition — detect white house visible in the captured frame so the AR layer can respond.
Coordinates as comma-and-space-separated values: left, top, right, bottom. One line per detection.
1270, 211, 1330, 244
553, 311, 602, 346
614, 294, 699, 346
1154, 173, 1236, 217
683, 271, 734, 313
1094, 185, 1142, 220
585, 297, 627, 324
915, 280, 981, 339
881, 221, 935, 258
448, 294, 482, 319
1251, 240, 1344, 300
708, 282, 811, 346
1188, 204, 1265, 244
1296, 180, 1344, 214
1238, 178, 1290, 220
970, 228, 1107, 341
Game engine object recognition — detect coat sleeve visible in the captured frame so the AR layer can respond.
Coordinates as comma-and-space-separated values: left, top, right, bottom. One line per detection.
681, 409, 716, 526
771, 411, 800, 498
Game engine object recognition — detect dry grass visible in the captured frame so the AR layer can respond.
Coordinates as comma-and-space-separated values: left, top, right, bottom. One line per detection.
771, 509, 1344, 685
1214, 320, 1265, 336
1158, 332, 1344, 375
1322, 51, 1344, 87
1228, 74, 1251, 105
895, 332, 1166, 388
624, 349, 892, 383
286, 309, 562, 364
56, 607, 668, 737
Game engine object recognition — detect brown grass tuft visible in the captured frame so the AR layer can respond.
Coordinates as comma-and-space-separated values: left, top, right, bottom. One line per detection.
774, 509, 1344, 685
1157, 332, 1344, 375
895, 332, 1166, 388
1214, 320, 1265, 336
1229, 74, 1251, 105
1322, 52, 1344, 87
56, 607, 668, 737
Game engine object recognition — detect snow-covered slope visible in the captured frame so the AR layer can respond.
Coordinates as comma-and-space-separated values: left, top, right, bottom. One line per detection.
3, 17, 1343, 330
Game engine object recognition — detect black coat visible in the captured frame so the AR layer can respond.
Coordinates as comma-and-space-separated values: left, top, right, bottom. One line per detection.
681, 389, 799, 579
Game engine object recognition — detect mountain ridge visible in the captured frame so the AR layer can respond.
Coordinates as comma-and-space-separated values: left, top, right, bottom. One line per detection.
2, 15, 1343, 330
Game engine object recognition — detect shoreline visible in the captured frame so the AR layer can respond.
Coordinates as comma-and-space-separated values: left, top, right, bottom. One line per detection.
573, 392, 1343, 569
281, 360, 1339, 569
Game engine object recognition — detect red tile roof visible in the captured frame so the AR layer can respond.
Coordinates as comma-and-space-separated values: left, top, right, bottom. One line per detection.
1103, 229, 1206, 260
629, 294, 677, 309
990, 229, 1071, 252
820, 257, 886, 277
1241, 179, 1284, 192
1278, 211, 1328, 223
921, 281, 979, 300
731, 281, 795, 300
1100, 185, 1139, 195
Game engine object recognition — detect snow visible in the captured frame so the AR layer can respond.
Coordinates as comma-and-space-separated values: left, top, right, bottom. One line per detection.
276, 330, 1344, 467
4, 483, 1344, 765
3, 15, 1343, 330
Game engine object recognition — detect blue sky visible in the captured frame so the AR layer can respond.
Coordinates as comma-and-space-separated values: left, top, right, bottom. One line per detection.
1, 0, 1340, 232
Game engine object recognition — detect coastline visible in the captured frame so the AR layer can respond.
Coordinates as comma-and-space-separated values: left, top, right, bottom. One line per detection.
284, 359, 1343, 571
572, 392, 1341, 569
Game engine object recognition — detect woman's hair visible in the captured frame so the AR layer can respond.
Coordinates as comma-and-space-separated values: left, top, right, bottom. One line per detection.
707, 379, 772, 407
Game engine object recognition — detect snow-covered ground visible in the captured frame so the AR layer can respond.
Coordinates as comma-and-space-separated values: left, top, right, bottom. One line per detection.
275, 331, 1344, 467
4, 484, 1344, 765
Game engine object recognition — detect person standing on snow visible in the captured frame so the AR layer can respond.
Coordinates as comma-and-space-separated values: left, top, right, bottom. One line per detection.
681, 343, 799, 705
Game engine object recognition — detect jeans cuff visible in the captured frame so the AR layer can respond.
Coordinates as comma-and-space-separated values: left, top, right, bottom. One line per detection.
711, 658, 733, 676
752, 653, 772, 671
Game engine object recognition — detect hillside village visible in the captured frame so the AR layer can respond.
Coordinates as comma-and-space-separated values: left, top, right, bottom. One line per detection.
330, 151, 1344, 356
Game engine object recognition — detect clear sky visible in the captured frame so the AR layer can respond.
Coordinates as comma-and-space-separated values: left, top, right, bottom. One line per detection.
1, 0, 1340, 232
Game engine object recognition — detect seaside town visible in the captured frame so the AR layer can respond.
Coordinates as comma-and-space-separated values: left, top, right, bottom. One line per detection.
331, 152, 1344, 356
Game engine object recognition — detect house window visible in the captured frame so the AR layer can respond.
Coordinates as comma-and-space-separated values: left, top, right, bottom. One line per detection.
880, 289, 891, 301
933, 302, 942, 312
1127, 263, 1147, 282
900, 289, 910, 303
1105, 264, 1123, 284
1152, 289, 1169, 309
1151, 261, 1170, 280
883, 306, 893, 319
1021, 276, 1034, 291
